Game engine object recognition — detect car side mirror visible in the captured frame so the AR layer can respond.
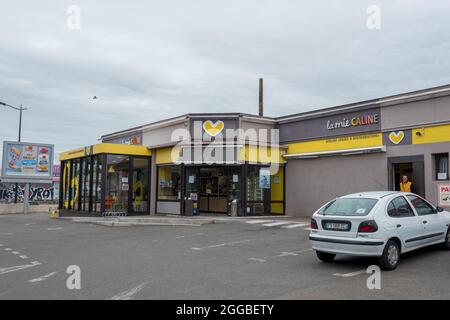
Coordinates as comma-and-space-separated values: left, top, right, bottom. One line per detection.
436, 206, 444, 213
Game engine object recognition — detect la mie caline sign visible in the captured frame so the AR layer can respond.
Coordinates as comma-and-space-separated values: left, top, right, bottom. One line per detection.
326, 114, 379, 131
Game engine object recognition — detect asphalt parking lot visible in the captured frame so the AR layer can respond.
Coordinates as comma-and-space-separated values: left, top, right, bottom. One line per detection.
0, 213, 449, 300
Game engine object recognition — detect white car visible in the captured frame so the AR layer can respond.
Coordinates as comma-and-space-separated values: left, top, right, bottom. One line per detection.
309, 191, 450, 270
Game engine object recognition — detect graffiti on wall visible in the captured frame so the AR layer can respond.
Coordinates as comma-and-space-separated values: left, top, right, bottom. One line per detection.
0, 183, 59, 202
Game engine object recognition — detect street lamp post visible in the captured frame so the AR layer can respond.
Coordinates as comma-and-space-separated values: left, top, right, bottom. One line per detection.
0, 101, 28, 203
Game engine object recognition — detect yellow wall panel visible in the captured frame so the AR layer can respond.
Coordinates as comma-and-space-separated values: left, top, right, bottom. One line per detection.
286, 133, 382, 154
412, 124, 450, 145
156, 147, 177, 164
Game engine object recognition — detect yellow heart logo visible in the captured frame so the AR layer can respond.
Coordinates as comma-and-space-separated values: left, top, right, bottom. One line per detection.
203, 120, 224, 137
389, 131, 404, 144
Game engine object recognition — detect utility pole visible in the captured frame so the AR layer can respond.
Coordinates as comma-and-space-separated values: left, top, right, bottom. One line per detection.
259, 78, 263, 117
0, 101, 28, 203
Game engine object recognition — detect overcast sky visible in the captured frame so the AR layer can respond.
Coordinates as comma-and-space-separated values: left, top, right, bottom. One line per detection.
1, 0, 450, 159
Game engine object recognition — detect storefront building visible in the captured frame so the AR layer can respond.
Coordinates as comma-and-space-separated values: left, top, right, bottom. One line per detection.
59, 84, 450, 217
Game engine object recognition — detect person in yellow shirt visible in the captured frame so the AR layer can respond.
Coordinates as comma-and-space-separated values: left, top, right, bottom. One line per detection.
399, 175, 412, 192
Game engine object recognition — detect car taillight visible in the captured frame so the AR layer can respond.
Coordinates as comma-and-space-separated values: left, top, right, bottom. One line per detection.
358, 220, 378, 233
311, 218, 318, 230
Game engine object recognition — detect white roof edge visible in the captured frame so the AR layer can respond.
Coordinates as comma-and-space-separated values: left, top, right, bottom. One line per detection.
277, 86, 450, 123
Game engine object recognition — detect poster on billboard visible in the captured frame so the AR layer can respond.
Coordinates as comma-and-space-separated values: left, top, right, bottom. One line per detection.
438, 184, 450, 207
1, 141, 54, 183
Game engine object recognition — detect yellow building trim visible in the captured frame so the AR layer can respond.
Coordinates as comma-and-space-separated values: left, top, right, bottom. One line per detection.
156, 147, 178, 164
270, 169, 284, 202
412, 124, 450, 145
59, 147, 86, 161
270, 203, 284, 214
242, 145, 285, 164
286, 132, 383, 154
60, 143, 151, 161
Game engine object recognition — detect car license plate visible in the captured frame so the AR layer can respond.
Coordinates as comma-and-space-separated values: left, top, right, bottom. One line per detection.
325, 222, 348, 230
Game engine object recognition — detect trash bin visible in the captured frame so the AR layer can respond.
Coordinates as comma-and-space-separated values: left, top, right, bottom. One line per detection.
185, 198, 193, 216
230, 199, 238, 217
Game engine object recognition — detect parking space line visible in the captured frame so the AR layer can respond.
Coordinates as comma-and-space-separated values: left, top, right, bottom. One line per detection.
25, 223, 37, 226
0, 261, 41, 275
245, 220, 273, 224
12, 251, 20, 255
0, 233, 13, 236
282, 223, 309, 229
262, 221, 293, 227
5, 248, 12, 251
108, 281, 148, 300
333, 269, 367, 278
191, 239, 252, 251
28, 272, 57, 283
248, 248, 312, 263
248, 258, 267, 262
19, 255, 28, 259
47, 227, 62, 231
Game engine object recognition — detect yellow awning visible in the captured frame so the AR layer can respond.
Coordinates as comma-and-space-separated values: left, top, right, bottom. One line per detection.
59, 143, 151, 161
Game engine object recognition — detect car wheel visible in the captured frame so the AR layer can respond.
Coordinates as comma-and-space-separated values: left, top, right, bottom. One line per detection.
378, 240, 400, 271
442, 227, 450, 250
316, 251, 336, 263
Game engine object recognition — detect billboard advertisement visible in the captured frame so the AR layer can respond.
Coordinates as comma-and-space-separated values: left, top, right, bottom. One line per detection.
1, 141, 54, 183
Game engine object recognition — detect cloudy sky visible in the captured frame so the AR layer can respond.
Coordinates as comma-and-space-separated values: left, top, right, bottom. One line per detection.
1, 0, 450, 158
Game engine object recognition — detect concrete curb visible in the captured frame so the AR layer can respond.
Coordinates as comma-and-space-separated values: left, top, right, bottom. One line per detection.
57, 215, 308, 227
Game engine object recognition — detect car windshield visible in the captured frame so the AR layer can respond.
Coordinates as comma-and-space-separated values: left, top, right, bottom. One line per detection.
319, 198, 378, 216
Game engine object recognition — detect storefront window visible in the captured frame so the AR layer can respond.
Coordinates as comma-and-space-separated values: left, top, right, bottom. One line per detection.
246, 166, 266, 215
435, 153, 449, 180
93, 156, 102, 212
62, 161, 70, 209
105, 155, 130, 212
132, 158, 150, 213
81, 157, 91, 211
158, 165, 180, 201
72, 159, 81, 211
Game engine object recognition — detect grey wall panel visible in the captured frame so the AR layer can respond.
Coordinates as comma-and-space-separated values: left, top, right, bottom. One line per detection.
157, 201, 180, 215
143, 122, 188, 147
278, 107, 380, 143
285, 153, 387, 217
381, 95, 450, 130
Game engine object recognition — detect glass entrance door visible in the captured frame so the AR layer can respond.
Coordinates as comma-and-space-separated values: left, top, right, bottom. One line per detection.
198, 167, 228, 213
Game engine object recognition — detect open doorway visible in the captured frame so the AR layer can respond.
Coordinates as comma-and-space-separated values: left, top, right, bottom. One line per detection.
388, 156, 425, 197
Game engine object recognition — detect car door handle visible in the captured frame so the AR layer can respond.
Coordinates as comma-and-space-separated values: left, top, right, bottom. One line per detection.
396, 224, 402, 228
423, 220, 428, 224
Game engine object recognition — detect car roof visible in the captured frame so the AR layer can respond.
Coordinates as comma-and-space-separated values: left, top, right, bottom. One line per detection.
339, 191, 411, 200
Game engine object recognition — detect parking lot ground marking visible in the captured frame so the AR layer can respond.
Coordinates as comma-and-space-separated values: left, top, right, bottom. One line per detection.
12, 251, 20, 255
302, 227, 312, 231
262, 221, 294, 227
333, 269, 367, 278
0, 261, 41, 275
46, 227, 62, 231
248, 258, 267, 262
0, 233, 13, 236
108, 281, 148, 300
245, 220, 273, 224
28, 272, 57, 283
248, 248, 312, 263
174, 236, 185, 239
4, 248, 12, 251
282, 223, 309, 229
191, 239, 252, 251
19, 255, 28, 259
25, 223, 37, 226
